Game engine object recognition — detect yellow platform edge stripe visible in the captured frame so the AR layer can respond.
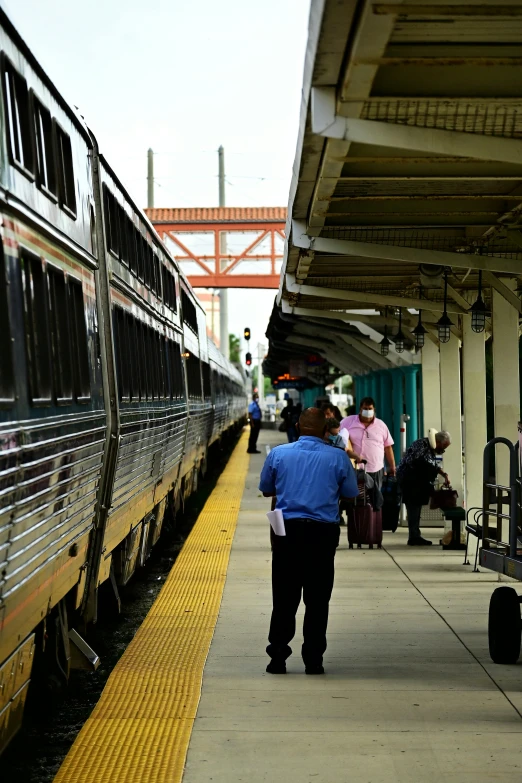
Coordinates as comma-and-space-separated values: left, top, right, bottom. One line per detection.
53, 429, 250, 783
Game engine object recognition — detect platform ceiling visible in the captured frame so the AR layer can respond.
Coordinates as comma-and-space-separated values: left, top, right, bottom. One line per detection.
265, 0, 522, 383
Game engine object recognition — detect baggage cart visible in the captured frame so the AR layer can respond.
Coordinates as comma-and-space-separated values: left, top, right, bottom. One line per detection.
479, 429, 522, 664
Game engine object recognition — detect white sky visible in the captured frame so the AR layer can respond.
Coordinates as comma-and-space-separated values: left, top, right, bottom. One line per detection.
7, 0, 310, 354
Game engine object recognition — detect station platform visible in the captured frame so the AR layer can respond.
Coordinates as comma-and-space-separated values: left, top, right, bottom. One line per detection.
54, 429, 522, 783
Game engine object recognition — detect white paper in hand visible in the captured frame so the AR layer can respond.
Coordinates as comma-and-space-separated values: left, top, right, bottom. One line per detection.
267, 509, 286, 536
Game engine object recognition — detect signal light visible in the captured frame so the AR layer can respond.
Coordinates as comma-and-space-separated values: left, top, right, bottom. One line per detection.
244, 327, 251, 341
245, 352, 252, 366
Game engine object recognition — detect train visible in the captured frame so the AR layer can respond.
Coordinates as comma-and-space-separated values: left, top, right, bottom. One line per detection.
0, 8, 247, 753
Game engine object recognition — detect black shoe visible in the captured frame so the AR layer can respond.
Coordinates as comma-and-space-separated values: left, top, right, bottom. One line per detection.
266, 659, 286, 674
247, 449, 262, 454
305, 664, 325, 675
407, 537, 433, 546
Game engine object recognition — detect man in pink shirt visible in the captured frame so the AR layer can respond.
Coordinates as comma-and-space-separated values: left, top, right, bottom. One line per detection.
340, 397, 395, 506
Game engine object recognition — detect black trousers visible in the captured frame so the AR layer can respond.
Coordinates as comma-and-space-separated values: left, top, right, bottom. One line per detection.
267, 519, 340, 665
248, 419, 261, 452
405, 503, 423, 540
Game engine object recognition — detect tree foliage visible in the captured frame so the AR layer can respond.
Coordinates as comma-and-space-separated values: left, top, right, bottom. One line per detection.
229, 333, 240, 363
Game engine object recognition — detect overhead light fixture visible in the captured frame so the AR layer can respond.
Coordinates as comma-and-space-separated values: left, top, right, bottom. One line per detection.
380, 324, 390, 357
470, 270, 486, 333
181, 351, 190, 358
436, 270, 453, 344
395, 308, 405, 353
413, 314, 427, 349
413, 286, 427, 349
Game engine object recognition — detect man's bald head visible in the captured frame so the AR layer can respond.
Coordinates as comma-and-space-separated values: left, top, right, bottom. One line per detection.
298, 407, 326, 438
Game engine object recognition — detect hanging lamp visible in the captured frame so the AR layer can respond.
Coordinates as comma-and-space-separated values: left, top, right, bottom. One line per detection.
380, 324, 391, 356
470, 270, 486, 333
412, 286, 427, 349
436, 270, 453, 344
395, 308, 406, 353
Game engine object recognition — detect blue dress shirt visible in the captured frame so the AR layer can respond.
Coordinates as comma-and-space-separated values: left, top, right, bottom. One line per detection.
259, 436, 358, 523
248, 400, 261, 420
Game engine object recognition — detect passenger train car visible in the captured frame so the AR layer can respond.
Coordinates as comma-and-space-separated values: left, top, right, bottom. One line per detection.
0, 9, 246, 753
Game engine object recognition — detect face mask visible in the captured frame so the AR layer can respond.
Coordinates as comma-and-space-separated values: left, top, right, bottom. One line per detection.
328, 434, 338, 443
361, 409, 375, 419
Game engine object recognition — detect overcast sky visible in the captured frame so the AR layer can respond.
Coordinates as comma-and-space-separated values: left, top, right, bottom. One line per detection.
7, 0, 310, 352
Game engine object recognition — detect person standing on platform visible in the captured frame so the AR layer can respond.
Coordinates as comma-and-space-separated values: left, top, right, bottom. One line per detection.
340, 397, 395, 509
259, 407, 358, 675
247, 393, 262, 454
281, 397, 297, 442
397, 431, 452, 546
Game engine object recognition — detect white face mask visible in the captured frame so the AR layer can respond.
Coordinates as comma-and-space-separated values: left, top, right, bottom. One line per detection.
361, 409, 375, 419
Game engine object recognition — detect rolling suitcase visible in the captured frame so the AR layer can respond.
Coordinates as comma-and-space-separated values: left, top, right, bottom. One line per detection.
347, 468, 383, 549
381, 475, 400, 533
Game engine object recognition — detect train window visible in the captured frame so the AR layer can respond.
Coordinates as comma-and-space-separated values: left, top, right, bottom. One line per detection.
20, 249, 52, 404
186, 354, 202, 400
33, 97, 57, 199
142, 242, 148, 287
134, 319, 146, 400
127, 217, 138, 275
150, 252, 157, 295
181, 289, 198, 333
69, 278, 91, 401
148, 327, 159, 399
48, 265, 73, 402
117, 205, 127, 266
168, 340, 183, 399
104, 187, 119, 257
139, 234, 147, 284
135, 228, 144, 281
0, 243, 14, 404
3, 58, 35, 178
202, 362, 211, 398
162, 266, 177, 312
153, 254, 161, 297
159, 335, 167, 399
54, 121, 76, 217
126, 315, 137, 400
114, 307, 130, 401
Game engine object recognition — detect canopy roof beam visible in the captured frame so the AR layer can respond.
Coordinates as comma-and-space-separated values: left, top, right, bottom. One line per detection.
291, 219, 522, 275
311, 87, 522, 167
285, 273, 467, 314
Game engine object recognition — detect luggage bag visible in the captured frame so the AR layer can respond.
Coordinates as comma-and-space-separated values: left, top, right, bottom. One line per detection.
347, 466, 383, 549
381, 475, 400, 533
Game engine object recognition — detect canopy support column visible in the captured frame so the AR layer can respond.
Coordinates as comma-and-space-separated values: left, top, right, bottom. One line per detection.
402, 366, 420, 447
462, 315, 487, 558
421, 339, 441, 435
440, 338, 463, 500
390, 368, 404, 465
492, 282, 520, 487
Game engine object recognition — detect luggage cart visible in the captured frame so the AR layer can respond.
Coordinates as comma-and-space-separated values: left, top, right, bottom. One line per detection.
480, 432, 522, 664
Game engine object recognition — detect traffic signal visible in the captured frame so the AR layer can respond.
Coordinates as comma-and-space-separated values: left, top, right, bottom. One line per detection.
244, 327, 251, 341
245, 352, 252, 366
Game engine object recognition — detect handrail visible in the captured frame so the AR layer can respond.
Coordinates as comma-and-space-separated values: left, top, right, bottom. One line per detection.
482, 437, 519, 558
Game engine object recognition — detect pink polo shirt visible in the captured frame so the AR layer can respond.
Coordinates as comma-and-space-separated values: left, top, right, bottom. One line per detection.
340, 415, 394, 473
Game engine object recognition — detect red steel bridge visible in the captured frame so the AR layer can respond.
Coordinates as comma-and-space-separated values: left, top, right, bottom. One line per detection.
145, 207, 286, 289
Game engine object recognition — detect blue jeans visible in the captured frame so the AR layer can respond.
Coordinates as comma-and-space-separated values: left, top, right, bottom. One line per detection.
287, 425, 297, 443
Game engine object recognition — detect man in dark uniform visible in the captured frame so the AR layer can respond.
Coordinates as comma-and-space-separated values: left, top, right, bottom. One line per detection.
259, 407, 358, 675
247, 393, 262, 454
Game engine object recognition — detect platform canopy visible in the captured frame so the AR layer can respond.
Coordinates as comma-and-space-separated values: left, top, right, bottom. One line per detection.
265, 0, 522, 383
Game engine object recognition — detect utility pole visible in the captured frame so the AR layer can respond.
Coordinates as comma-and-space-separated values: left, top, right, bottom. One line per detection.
147, 148, 154, 208
218, 146, 229, 358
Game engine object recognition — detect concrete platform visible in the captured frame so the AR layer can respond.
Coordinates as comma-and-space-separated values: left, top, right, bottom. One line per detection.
183, 430, 522, 783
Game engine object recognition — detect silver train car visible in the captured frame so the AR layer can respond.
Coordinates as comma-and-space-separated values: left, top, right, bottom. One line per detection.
0, 9, 246, 752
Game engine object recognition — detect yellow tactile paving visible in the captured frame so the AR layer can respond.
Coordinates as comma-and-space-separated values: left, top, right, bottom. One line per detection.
53, 430, 250, 783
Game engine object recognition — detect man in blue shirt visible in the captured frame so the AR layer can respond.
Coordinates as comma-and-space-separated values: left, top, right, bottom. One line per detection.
247, 393, 262, 454
259, 407, 358, 675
